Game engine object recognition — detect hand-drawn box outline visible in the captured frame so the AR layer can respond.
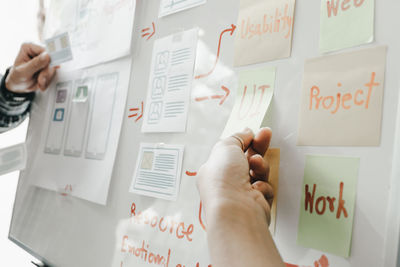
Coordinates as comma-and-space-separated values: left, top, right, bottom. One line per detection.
151, 76, 167, 100
148, 101, 163, 124
154, 51, 169, 72
44, 81, 72, 155
63, 77, 93, 158
53, 108, 65, 122
85, 72, 119, 160
133, 146, 181, 197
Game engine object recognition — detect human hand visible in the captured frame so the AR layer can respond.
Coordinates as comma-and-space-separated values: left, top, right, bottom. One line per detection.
5, 43, 57, 93
197, 127, 273, 225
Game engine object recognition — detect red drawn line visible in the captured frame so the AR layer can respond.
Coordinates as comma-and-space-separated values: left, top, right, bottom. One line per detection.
186, 171, 197, 176
142, 33, 150, 37
135, 102, 144, 122
130, 108, 139, 111
199, 202, 206, 231
148, 22, 156, 40
195, 96, 209, 102
128, 113, 138, 118
195, 24, 236, 80
211, 95, 223, 99
142, 27, 150, 32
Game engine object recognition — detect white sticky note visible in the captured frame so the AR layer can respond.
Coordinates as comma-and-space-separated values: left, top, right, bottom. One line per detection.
130, 143, 184, 201
142, 28, 198, 133
86, 73, 118, 160
0, 143, 27, 176
45, 32, 73, 66
159, 0, 206, 18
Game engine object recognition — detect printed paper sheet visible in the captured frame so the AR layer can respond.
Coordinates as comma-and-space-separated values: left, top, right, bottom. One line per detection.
44, 0, 136, 70
130, 143, 185, 201
159, 0, 207, 18
142, 28, 199, 133
30, 57, 131, 205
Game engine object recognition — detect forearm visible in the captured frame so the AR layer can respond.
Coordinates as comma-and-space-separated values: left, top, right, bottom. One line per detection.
205, 200, 285, 267
0, 69, 34, 133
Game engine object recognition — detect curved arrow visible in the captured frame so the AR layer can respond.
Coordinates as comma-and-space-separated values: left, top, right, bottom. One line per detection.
195, 24, 236, 80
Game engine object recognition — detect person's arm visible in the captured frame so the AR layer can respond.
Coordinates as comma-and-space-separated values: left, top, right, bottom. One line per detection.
197, 128, 285, 267
0, 43, 57, 133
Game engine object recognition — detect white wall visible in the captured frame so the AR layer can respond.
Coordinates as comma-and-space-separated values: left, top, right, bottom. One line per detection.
0, 0, 42, 265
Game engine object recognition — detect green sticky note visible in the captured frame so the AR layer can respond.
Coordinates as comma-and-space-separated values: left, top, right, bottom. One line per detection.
297, 155, 359, 257
221, 67, 275, 138
319, 0, 374, 53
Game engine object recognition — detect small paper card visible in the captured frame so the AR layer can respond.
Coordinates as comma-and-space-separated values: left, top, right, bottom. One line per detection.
297, 46, 387, 146
320, 0, 375, 53
45, 32, 73, 66
234, 0, 296, 66
130, 143, 184, 201
221, 66, 275, 138
297, 155, 360, 257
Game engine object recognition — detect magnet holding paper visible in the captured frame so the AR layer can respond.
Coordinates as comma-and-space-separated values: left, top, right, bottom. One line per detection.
73, 85, 89, 102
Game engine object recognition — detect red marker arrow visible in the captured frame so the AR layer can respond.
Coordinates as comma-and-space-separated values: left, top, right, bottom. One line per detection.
128, 101, 143, 122
186, 171, 198, 176
195, 85, 230, 105
195, 24, 236, 80
141, 22, 156, 41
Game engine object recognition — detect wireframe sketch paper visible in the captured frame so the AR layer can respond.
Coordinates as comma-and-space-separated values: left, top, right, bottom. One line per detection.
221, 66, 275, 138
297, 155, 359, 258
30, 57, 131, 205
45, 32, 73, 66
130, 143, 185, 201
234, 0, 296, 66
266, 148, 280, 235
43, 0, 136, 70
142, 28, 198, 133
0, 143, 27, 176
159, 0, 207, 18
320, 0, 374, 53
297, 46, 387, 146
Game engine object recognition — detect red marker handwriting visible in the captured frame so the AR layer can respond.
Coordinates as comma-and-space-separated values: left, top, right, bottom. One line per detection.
61, 184, 72, 197
128, 101, 143, 122
186, 171, 197, 176
195, 24, 236, 80
195, 85, 230, 105
285, 254, 329, 267
141, 22, 156, 41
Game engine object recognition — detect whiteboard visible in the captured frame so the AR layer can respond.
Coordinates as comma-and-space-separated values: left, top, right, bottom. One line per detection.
9, 0, 400, 266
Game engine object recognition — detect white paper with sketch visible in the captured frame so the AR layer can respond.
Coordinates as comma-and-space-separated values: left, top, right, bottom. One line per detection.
130, 143, 185, 201
28, 57, 131, 205
159, 0, 206, 18
142, 28, 198, 133
43, 0, 135, 70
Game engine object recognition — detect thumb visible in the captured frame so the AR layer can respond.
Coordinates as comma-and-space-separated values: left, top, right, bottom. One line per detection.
19, 52, 50, 77
223, 128, 254, 151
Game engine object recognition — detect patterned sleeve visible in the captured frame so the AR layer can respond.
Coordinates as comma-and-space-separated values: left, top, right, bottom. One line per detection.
0, 68, 35, 133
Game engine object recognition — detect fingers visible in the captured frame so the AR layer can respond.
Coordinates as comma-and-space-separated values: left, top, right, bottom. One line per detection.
37, 66, 57, 91
246, 127, 272, 159
21, 43, 46, 58
249, 154, 270, 183
19, 52, 50, 78
223, 128, 254, 151
252, 181, 274, 208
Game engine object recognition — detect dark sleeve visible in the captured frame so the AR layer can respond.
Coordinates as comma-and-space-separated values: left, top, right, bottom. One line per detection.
0, 68, 35, 133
